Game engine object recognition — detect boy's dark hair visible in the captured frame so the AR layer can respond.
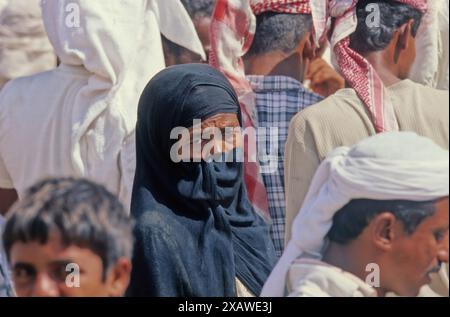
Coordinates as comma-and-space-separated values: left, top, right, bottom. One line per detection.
349, 0, 423, 54
3, 178, 134, 277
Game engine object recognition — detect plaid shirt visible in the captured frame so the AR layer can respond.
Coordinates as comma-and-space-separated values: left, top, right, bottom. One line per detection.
247, 75, 323, 257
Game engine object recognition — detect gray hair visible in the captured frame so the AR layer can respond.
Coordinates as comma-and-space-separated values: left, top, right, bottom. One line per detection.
246, 12, 312, 57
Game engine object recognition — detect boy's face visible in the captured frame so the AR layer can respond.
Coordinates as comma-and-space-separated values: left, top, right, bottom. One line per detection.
9, 232, 130, 297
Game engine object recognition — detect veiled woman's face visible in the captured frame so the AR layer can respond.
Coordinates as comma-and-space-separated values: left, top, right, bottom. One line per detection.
176, 113, 242, 162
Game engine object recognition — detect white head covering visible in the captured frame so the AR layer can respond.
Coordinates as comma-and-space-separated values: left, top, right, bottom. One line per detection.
0, 0, 56, 89
262, 132, 449, 297
40, 0, 204, 137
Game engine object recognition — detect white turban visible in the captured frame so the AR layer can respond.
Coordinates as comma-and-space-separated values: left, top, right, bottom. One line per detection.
262, 132, 449, 297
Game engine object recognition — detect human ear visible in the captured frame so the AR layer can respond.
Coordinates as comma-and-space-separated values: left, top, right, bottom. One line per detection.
106, 258, 132, 297
370, 212, 397, 252
398, 20, 414, 50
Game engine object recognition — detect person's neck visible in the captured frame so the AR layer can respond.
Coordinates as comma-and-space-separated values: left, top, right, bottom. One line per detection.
244, 52, 305, 83
323, 242, 387, 297
363, 51, 404, 87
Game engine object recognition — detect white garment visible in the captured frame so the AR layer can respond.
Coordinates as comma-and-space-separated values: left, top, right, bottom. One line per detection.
0, 0, 56, 89
0, 0, 203, 210
288, 259, 377, 297
410, 0, 449, 90
262, 132, 449, 297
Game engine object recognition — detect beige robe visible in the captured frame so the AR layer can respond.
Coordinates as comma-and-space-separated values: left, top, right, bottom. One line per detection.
285, 80, 449, 242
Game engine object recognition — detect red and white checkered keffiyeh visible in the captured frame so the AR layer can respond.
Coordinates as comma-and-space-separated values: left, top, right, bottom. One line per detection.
209, 0, 311, 222
310, 0, 427, 133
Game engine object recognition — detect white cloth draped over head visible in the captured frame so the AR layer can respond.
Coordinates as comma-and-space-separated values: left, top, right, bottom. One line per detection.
41, 0, 204, 136
0, 0, 56, 89
261, 132, 449, 297
0, 0, 204, 209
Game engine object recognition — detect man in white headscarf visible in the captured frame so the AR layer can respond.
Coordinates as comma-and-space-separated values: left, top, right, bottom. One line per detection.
0, 0, 56, 89
262, 132, 449, 297
0, 0, 205, 214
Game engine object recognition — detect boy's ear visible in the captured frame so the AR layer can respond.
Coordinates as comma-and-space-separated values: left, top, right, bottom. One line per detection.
397, 19, 415, 50
107, 258, 132, 297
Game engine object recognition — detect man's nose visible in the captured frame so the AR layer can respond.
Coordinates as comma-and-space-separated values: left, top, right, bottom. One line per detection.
438, 234, 449, 263
437, 249, 449, 263
31, 273, 59, 297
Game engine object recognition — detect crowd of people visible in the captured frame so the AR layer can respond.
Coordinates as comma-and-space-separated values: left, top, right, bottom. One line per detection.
0, 0, 448, 297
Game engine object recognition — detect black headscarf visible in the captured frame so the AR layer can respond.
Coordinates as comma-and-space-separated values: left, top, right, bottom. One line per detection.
127, 64, 276, 297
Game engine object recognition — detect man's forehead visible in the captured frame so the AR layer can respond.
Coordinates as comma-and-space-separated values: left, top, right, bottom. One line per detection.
421, 198, 449, 228
434, 197, 449, 219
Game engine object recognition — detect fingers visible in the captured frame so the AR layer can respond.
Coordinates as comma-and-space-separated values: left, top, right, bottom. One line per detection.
305, 58, 330, 80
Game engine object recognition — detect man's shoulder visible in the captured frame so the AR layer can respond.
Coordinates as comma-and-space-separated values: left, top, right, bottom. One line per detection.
393, 79, 449, 98
390, 80, 449, 117
290, 89, 360, 130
